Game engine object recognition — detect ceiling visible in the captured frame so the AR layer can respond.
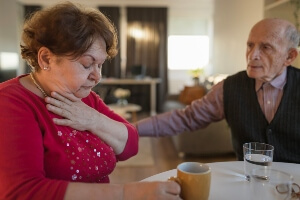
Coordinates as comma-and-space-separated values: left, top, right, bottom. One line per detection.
18, 0, 213, 9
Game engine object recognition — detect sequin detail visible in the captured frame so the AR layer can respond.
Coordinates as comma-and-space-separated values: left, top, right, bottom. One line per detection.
57, 129, 116, 183
57, 131, 62, 136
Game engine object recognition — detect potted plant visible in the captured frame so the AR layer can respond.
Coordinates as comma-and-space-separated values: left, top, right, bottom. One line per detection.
188, 68, 204, 85
114, 88, 131, 106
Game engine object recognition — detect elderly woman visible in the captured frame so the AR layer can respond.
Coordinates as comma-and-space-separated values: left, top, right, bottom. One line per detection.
0, 2, 181, 200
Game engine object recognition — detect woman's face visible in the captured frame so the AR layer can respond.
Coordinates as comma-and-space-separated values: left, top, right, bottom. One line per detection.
48, 38, 107, 99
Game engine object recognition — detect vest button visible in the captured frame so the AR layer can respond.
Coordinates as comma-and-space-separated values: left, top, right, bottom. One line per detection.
267, 129, 272, 134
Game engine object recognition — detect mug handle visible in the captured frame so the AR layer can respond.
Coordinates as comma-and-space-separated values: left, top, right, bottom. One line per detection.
168, 176, 182, 186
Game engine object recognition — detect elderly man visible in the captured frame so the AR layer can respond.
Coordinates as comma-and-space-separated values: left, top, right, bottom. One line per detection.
137, 18, 300, 163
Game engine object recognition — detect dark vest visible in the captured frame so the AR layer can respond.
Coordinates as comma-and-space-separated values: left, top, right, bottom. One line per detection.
223, 66, 300, 163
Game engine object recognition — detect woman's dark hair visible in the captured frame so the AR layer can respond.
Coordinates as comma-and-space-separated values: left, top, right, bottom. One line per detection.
21, 1, 118, 71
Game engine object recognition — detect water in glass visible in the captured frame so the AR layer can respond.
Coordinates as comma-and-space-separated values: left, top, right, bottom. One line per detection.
244, 153, 272, 181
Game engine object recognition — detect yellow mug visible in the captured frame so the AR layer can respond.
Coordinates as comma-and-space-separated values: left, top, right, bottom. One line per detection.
169, 162, 211, 200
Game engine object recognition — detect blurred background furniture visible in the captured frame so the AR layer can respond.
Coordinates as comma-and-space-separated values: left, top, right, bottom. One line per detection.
163, 84, 234, 157
0, 69, 17, 83
178, 85, 206, 105
99, 78, 161, 116
128, 65, 146, 79
172, 120, 234, 157
108, 103, 142, 122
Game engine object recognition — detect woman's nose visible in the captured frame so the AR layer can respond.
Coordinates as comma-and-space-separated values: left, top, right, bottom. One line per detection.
89, 66, 101, 82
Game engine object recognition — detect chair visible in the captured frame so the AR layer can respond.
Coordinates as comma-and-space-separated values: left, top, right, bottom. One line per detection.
171, 120, 234, 157
163, 94, 234, 157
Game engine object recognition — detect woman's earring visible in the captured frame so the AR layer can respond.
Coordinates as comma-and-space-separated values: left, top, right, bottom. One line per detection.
43, 66, 48, 70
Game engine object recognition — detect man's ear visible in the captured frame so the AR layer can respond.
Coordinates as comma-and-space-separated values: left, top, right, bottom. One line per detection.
37, 47, 52, 70
285, 48, 299, 66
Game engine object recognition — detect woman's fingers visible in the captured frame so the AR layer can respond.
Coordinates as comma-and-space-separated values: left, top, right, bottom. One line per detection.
51, 91, 80, 102
45, 97, 70, 110
165, 181, 181, 196
52, 118, 72, 126
49, 92, 73, 105
44, 91, 96, 131
46, 103, 71, 118
45, 97, 72, 119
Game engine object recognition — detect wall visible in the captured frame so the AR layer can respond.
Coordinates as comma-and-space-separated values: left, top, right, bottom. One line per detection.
0, 0, 24, 75
264, 0, 300, 68
169, 0, 264, 94
1, 0, 264, 94
167, 2, 213, 94
0, 0, 19, 53
212, 0, 264, 75
14, 0, 214, 95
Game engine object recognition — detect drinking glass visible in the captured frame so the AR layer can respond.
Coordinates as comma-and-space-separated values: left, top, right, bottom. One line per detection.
250, 168, 293, 200
243, 142, 274, 181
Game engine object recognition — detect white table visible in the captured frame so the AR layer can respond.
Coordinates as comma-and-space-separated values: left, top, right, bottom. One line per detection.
100, 78, 161, 116
142, 161, 300, 200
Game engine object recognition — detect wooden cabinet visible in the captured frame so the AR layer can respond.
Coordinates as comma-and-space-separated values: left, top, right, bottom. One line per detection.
264, 0, 300, 68
178, 85, 206, 105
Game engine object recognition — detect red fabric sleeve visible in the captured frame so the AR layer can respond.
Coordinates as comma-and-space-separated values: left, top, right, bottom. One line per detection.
84, 92, 139, 161
116, 123, 139, 161
0, 86, 68, 200
0, 83, 138, 199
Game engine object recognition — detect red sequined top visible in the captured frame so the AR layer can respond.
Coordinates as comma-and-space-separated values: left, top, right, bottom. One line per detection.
0, 75, 139, 200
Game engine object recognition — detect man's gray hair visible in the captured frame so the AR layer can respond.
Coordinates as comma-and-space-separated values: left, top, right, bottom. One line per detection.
285, 24, 300, 49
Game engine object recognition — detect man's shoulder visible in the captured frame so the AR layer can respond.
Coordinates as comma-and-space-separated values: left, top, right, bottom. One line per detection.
224, 70, 248, 83
287, 66, 300, 81
288, 65, 300, 73
223, 70, 254, 94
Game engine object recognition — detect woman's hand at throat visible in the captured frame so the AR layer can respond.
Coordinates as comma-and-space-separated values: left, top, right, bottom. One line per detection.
45, 91, 97, 132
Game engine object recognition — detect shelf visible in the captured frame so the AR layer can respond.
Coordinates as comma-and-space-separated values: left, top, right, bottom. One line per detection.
265, 0, 289, 10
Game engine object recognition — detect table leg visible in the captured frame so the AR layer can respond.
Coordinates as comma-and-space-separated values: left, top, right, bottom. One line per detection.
150, 82, 156, 116
131, 111, 137, 122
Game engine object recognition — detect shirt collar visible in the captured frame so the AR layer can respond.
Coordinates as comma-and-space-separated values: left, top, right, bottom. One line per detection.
255, 68, 287, 92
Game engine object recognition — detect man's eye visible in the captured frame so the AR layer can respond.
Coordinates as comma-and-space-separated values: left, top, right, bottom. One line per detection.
262, 45, 271, 50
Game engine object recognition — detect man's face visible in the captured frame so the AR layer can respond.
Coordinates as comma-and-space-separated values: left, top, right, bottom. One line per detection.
246, 21, 290, 82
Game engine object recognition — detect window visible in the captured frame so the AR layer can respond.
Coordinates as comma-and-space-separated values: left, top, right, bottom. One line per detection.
0, 52, 19, 70
168, 35, 209, 70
